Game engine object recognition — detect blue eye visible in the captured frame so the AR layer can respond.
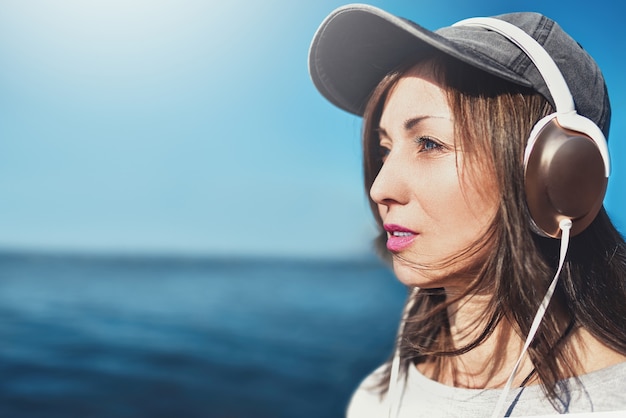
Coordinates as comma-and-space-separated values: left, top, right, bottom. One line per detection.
416, 136, 442, 152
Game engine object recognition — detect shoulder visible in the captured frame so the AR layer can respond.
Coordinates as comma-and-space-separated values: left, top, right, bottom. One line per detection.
568, 359, 626, 406
346, 365, 388, 418
513, 361, 626, 415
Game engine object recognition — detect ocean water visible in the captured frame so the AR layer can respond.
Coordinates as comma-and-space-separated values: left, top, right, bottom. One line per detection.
0, 252, 406, 418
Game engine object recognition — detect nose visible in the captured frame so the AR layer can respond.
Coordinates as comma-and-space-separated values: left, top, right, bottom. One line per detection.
369, 153, 409, 208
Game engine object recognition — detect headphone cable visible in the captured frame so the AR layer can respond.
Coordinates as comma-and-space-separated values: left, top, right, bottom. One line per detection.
490, 218, 573, 418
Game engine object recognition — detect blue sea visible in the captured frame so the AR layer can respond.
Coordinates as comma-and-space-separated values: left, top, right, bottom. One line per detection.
0, 251, 406, 418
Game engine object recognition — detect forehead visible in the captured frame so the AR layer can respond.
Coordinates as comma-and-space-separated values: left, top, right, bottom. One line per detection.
379, 63, 452, 130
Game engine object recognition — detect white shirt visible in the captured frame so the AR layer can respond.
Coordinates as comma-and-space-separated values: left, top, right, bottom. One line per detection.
347, 361, 626, 417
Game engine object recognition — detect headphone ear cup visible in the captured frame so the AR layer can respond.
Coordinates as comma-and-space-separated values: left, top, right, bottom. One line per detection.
524, 116, 608, 238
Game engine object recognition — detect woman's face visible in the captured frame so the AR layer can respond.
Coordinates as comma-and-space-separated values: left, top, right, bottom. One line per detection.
371, 63, 498, 289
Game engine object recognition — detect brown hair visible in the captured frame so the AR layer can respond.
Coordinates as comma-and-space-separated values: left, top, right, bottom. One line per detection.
363, 52, 626, 410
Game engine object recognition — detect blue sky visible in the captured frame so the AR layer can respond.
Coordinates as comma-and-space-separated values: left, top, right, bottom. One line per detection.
0, 0, 624, 258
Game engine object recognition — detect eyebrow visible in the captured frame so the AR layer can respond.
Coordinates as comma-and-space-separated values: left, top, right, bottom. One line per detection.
404, 115, 449, 131
377, 115, 450, 136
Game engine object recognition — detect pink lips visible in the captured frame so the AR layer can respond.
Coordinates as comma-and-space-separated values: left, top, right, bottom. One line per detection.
384, 224, 418, 252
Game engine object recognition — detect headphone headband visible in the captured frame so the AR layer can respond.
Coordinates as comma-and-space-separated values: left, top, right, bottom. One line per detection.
452, 18, 575, 114
452, 17, 610, 177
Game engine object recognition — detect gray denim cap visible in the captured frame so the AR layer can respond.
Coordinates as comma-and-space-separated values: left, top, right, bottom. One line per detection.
308, 3, 611, 138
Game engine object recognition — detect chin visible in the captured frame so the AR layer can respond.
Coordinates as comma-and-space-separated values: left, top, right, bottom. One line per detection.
391, 254, 471, 290
392, 258, 438, 288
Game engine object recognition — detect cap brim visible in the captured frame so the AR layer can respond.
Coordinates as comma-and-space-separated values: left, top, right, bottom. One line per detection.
308, 4, 532, 116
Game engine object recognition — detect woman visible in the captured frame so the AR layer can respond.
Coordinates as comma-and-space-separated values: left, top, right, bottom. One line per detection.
309, 5, 626, 417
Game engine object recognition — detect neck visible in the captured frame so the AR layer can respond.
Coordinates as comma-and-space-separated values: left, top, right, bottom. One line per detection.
419, 290, 534, 388
416, 284, 626, 389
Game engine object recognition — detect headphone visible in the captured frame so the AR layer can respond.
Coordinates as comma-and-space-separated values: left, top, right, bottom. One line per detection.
453, 18, 610, 238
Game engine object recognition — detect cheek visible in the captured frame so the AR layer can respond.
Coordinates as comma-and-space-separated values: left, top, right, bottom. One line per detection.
419, 164, 465, 217
423, 165, 497, 237
451, 175, 498, 238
